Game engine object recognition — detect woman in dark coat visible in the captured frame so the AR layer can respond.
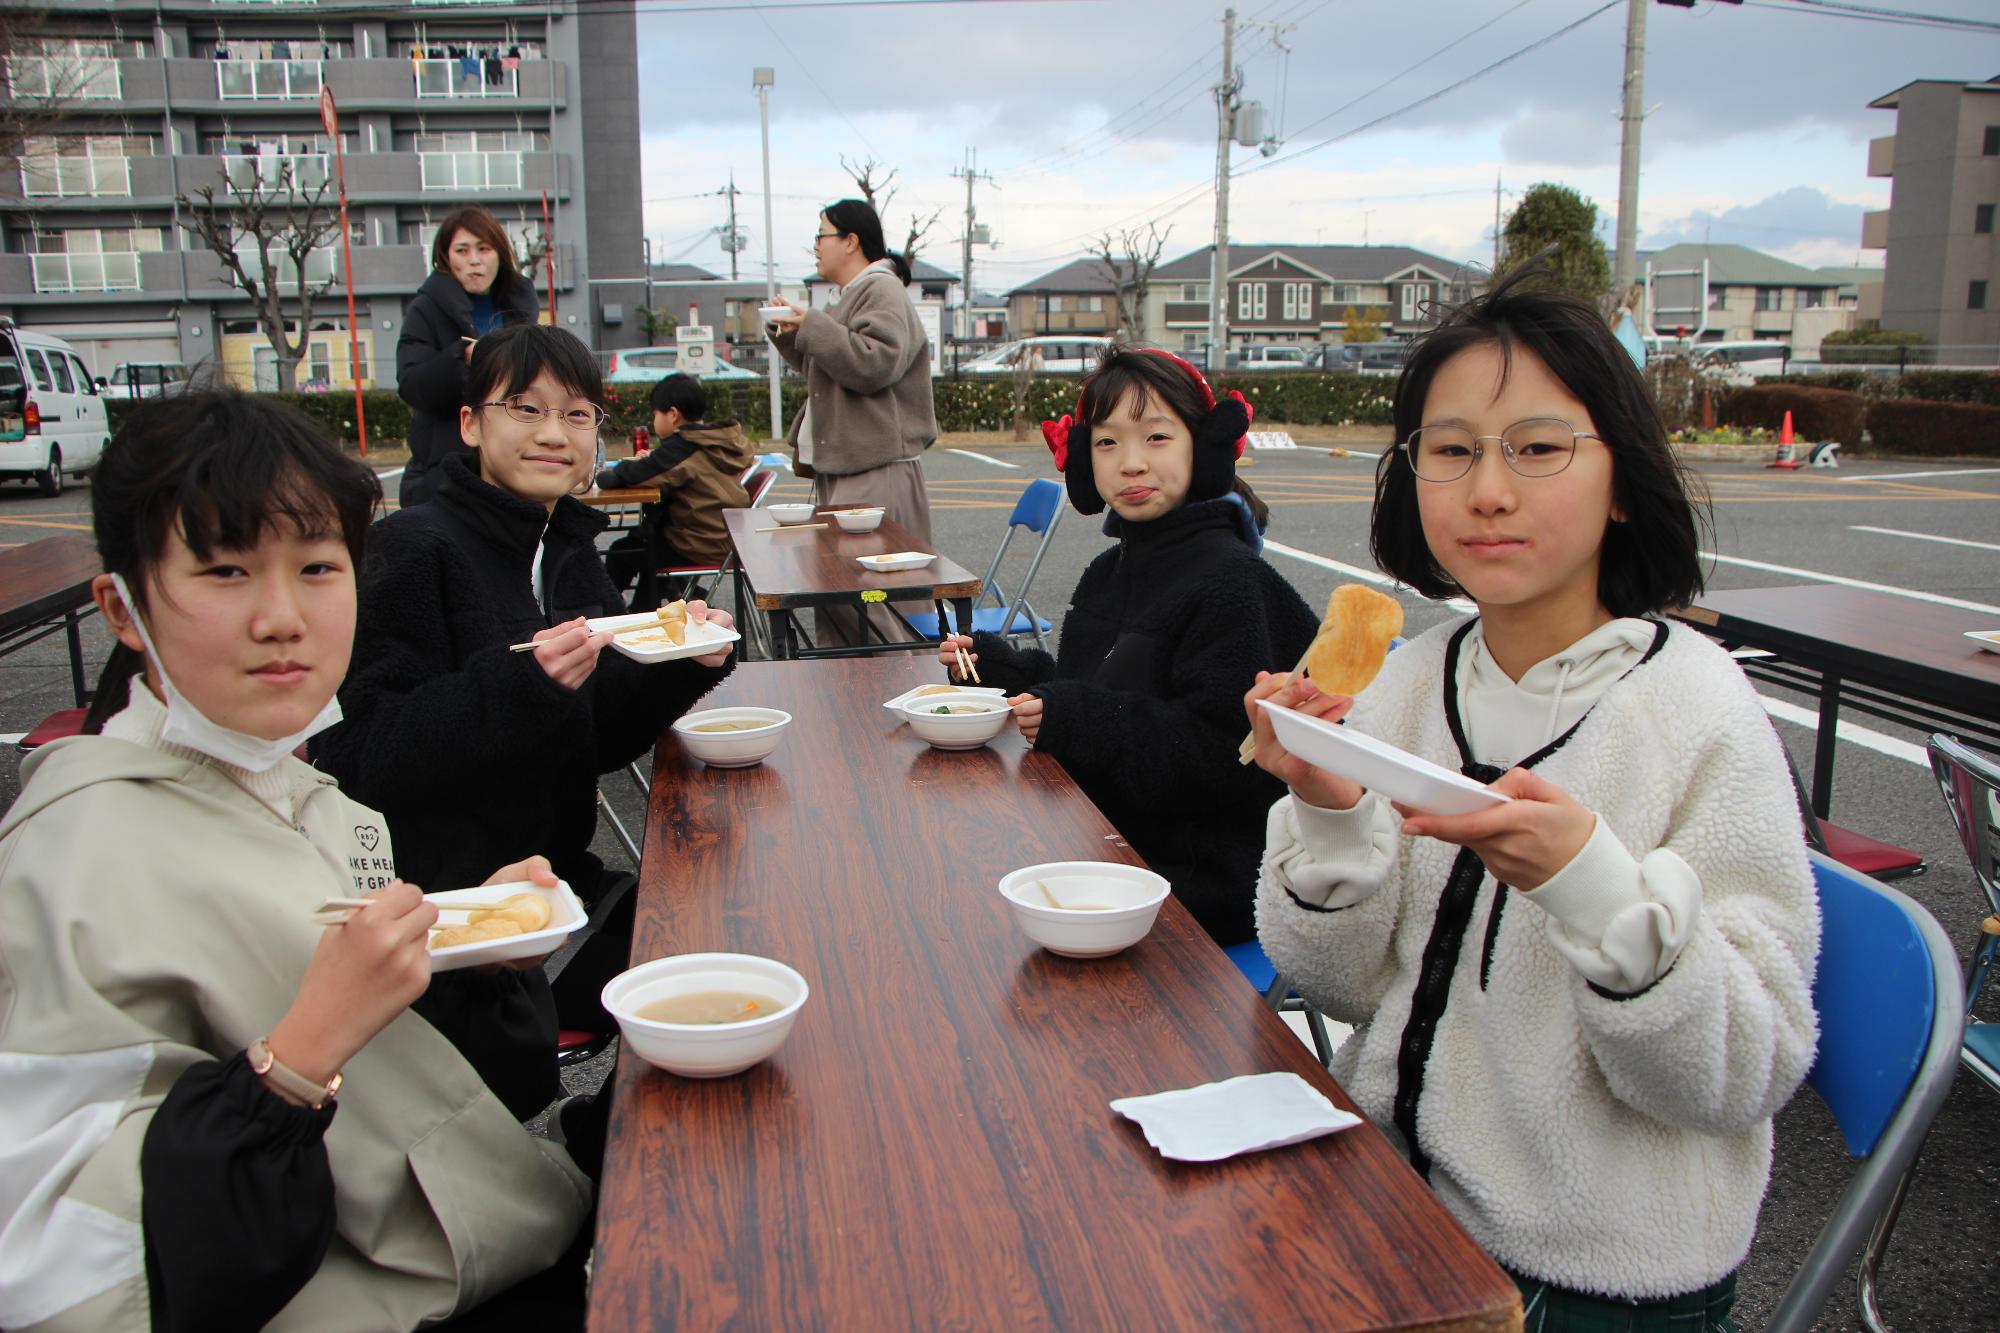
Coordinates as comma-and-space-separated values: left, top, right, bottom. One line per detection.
396, 205, 542, 508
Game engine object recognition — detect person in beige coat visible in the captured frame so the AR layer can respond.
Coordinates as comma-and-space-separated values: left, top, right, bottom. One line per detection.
768, 198, 939, 643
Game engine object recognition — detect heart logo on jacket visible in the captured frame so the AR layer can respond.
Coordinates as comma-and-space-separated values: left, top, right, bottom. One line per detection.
355, 825, 381, 852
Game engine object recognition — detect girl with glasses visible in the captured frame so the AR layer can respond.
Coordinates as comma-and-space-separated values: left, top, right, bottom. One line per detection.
319, 325, 737, 1117
1245, 270, 1817, 1330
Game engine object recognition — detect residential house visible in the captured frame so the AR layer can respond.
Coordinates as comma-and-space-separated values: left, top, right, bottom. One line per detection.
1147, 244, 1477, 353
643, 261, 808, 373
0, 0, 647, 388
1863, 74, 2000, 349
1640, 243, 1854, 351
1814, 265, 1886, 323
1003, 258, 1120, 338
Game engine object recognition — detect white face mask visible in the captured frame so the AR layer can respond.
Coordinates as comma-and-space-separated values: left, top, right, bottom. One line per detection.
110, 572, 343, 773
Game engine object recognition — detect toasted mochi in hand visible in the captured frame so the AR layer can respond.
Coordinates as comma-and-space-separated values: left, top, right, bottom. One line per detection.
655, 600, 689, 645
432, 917, 526, 950
1304, 584, 1404, 697
467, 893, 551, 934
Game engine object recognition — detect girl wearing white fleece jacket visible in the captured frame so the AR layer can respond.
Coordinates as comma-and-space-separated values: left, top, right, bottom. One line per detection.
1246, 273, 1818, 1328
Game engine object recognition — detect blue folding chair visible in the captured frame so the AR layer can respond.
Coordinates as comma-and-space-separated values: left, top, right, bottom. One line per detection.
1768, 852, 1962, 1333
1928, 733, 2000, 1093
905, 478, 1063, 651
1225, 940, 1337, 1068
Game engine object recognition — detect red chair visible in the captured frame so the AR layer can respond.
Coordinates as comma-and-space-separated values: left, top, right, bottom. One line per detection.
16, 707, 86, 751
659, 466, 776, 604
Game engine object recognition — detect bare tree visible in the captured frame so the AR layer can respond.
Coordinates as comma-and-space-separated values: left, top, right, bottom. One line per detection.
179, 163, 342, 392
1085, 222, 1171, 341
839, 154, 942, 274
2, 11, 88, 166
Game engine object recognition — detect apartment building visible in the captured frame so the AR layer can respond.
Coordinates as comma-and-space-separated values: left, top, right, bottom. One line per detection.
1639, 243, 1857, 350
1863, 73, 2000, 347
0, 0, 644, 388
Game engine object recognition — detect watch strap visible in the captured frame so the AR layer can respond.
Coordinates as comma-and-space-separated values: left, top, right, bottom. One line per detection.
248, 1037, 342, 1109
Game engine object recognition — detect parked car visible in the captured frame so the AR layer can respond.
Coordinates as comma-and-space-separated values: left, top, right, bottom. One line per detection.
0, 321, 110, 496
1234, 344, 1312, 372
603, 345, 760, 384
1329, 341, 1409, 374
101, 361, 191, 399
961, 336, 1113, 375
1694, 341, 1792, 386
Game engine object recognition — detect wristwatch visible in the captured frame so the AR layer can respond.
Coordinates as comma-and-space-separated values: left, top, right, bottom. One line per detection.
248, 1037, 342, 1110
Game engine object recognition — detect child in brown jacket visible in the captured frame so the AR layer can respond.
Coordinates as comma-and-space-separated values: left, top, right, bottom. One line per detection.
599, 373, 754, 604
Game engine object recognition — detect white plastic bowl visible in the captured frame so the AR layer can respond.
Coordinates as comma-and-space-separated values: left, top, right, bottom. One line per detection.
602, 953, 810, 1078
672, 707, 792, 767
832, 507, 886, 533
765, 503, 816, 526
997, 862, 1172, 958
899, 692, 1011, 749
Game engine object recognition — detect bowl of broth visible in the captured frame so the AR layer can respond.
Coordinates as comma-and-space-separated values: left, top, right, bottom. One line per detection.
671, 707, 792, 767
831, 507, 885, 533
997, 861, 1172, 958
898, 692, 1011, 750
602, 952, 810, 1077
765, 503, 817, 526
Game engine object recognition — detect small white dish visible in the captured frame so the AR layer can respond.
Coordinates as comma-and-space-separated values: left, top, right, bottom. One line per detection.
757, 305, 793, 323
426, 880, 586, 973
602, 953, 810, 1078
765, 503, 817, 526
672, 707, 792, 767
607, 614, 741, 664
857, 551, 936, 572
881, 682, 1006, 712
997, 861, 1172, 959
900, 693, 1011, 749
832, 507, 886, 533
1966, 629, 2000, 654
1256, 699, 1509, 816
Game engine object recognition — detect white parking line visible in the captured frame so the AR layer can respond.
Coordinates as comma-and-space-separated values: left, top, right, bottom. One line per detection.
1840, 467, 2000, 482
1850, 525, 2000, 555
1757, 697, 1928, 768
946, 449, 1020, 470
1263, 540, 1475, 613
377, 466, 405, 481
1699, 550, 2000, 615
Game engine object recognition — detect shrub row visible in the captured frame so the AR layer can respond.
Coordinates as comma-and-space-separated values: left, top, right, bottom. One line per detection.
1718, 384, 2000, 457
1763, 368, 2000, 406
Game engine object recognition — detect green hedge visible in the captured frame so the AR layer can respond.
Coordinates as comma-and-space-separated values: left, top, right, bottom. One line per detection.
1894, 370, 2000, 407
1863, 398, 2000, 457
1717, 385, 1868, 447
106, 390, 412, 448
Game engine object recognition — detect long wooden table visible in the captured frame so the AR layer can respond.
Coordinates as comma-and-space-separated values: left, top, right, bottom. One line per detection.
0, 533, 99, 706
1672, 584, 2000, 817
590, 657, 1522, 1331
723, 507, 981, 660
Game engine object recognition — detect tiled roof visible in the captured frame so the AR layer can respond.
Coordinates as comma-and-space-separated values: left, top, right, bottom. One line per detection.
1152, 243, 1478, 283
1640, 243, 1843, 288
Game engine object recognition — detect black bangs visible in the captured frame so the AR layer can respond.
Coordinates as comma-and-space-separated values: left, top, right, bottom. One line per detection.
1075, 346, 1208, 433
465, 322, 604, 407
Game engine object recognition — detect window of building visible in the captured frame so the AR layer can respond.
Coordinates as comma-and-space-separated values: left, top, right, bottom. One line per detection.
1754, 287, 1783, 312
1971, 280, 1988, 310
1707, 286, 1727, 310
1799, 288, 1825, 309
1986, 126, 2000, 156
1180, 283, 1207, 302
1978, 203, 1996, 235
1085, 296, 1103, 313
1281, 282, 1312, 320
1399, 282, 1431, 322
1326, 284, 1358, 304
1236, 283, 1265, 319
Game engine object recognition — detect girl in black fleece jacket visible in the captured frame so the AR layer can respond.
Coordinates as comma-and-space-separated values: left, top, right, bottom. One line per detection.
319, 326, 736, 1111
942, 348, 1316, 946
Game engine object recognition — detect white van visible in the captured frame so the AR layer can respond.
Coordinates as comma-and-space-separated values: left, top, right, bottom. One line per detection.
0, 322, 111, 495
962, 336, 1113, 375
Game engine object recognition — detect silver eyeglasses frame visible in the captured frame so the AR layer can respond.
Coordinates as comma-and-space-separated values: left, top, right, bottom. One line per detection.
1396, 417, 1604, 482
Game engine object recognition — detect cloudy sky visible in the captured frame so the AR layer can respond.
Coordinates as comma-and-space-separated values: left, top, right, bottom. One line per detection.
631, 0, 1998, 293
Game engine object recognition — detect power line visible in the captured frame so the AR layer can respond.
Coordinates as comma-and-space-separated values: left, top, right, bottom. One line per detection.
738, 0, 883, 158
994, 41, 1222, 177
1749, 0, 2000, 34
1235, 0, 1619, 181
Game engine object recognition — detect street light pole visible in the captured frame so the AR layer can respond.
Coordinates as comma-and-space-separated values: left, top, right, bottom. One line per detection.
1612, 0, 1646, 295
754, 67, 783, 440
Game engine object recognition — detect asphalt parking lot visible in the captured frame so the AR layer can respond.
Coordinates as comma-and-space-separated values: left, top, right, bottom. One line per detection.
2, 441, 1996, 1329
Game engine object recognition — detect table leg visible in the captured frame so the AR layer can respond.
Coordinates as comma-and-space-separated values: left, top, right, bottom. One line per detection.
1811, 673, 1841, 820
636, 506, 660, 612
775, 611, 796, 661
64, 609, 87, 705
950, 598, 973, 638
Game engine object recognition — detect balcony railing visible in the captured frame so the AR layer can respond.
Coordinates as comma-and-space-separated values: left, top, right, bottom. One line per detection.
217, 59, 322, 100
413, 57, 517, 99
5, 55, 121, 100
223, 154, 331, 194
419, 150, 523, 191
21, 155, 133, 198
32, 252, 143, 293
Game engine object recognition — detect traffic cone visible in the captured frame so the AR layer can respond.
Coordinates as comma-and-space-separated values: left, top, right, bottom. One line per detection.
1766, 410, 1800, 470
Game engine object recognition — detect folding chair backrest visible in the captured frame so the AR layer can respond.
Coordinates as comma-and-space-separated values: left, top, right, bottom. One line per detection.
1929, 733, 2000, 917
975, 479, 1064, 645
1007, 477, 1064, 534
1769, 853, 1962, 1332
744, 468, 777, 507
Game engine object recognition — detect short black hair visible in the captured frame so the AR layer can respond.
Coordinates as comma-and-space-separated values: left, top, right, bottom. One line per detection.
84, 390, 381, 731
1370, 267, 1708, 617
465, 322, 603, 408
821, 198, 911, 285
649, 372, 707, 421
1076, 345, 1208, 435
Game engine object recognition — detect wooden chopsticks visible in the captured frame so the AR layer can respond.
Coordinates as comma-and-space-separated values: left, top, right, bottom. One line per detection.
752, 521, 827, 533
307, 896, 474, 927
1236, 645, 1314, 764
954, 643, 982, 685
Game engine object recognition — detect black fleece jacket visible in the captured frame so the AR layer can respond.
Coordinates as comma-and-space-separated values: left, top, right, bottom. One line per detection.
970, 497, 1317, 946
395, 270, 541, 507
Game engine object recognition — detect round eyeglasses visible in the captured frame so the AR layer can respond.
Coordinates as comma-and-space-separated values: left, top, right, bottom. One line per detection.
1397, 417, 1603, 482
478, 396, 609, 432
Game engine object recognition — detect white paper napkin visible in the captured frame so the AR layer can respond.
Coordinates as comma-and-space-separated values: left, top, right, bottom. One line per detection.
1110, 1072, 1363, 1163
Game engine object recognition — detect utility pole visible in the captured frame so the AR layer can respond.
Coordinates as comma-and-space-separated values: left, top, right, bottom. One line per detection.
1492, 174, 1503, 271
951, 148, 995, 346
718, 174, 745, 281
753, 68, 782, 439
1207, 6, 1237, 368
1612, 0, 1646, 295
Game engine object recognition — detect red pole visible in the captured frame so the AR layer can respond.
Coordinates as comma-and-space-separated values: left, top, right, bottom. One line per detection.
541, 189, 556, 323
322, 87, 367, 455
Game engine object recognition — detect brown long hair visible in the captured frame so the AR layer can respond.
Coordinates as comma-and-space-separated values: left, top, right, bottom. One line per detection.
431, 205, 519, 299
